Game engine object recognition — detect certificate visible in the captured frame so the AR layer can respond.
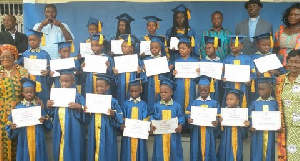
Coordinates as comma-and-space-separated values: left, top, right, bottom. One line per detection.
83, 55, 108, 73
151, 117, 178, 134
114, 54, 138, 73
123, 118, 151, 139
224, 64, 250, 82
252, 111, 281, 131
170, 37, 179, 50
24, 57, 47, 75
221, 108, 248, 126
50, 88, 76, 107
253, 54, 283, 73
11, 106, 41, 128
199, 62, 223, 80
111, 40, 124, 54
80, 43, 93, 57
85, 93, 111, 114
140, 41, 151, 56
190, 106, 218, 127
175, 62, 200, 78
144, 56, 170, 77
50, 58, 75, 77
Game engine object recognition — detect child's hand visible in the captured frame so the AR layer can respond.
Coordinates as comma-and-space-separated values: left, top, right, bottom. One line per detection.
188, 118, 193, 124
143, 65, 146, 71
105, 61, 110, 67
77, 53, 82, 60
169, 65, 174, 70
277, 126, 283, 133
50, 71, 55, 77
222, 78, 226, 82
137, 67, 141, 73
83, 106, 88, 112
170, 47, 176, 51
196, 68, 200, 73
109, 52, 115, 56
113, 68, 119, 75
39, 117, 45, 124
175, 124, 182, 133
257, 71, 262, 77
268, 69, 280, 76
107, 109, 115, 117
219, 116, 223, 122
173, 70, 178, 75
41, 70, 48, 76
245, 80, 252, 86
150, 125, 156, 134
250, 127, 256, 132
140, 53, 146, 59
244, 120, 250, 127
120, 124, 125, 131
81, 61, 86, 68
212, 121, 218, 127
68, 102, 81, 109
36, 98, 44, 108
47, 100, 54, 109
11, 123, 17, 130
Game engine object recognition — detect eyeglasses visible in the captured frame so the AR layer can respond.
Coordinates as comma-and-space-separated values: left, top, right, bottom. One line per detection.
0, 55, 14, 60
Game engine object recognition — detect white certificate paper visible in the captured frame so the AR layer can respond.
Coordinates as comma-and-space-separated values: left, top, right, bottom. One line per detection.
191, 106, 217, 127
224, 64, 250, 82
114, 54, 138, 73
80, 43, 93, 57
123, 118, 151, 139
252, 111, 281, 131
83, 55, 108, 73
253, 54, 283, 73
50, 88, 76, 107
111, 40, 124, 54
144, 56, 170, 77
221, 108, 248, 126
170, 37, 179, 50
85, 93, 111, 114
11, 106, 41, 128
50, 58, 75, 77
24, 57, 47, 75
199, 62, 223, 80
175, 62, 200, 78
140, 41, 151, 56
151, 117, 178, 134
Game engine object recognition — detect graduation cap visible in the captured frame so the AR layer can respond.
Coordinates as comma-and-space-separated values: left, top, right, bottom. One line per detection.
91, 33, 105, 45
86, 16, 103, 32
224, 87, 244, 101
21, 77, 42, 92
150, 35, 165, 46
256, 77, 275, 85
228, 35, 247, 47
54, 41, 71, 50
160, 76, 177, 90
95, 73, 113, 83
26, 27, 43, 37
129, 78, 147, 86
116, 13, 135, 23
178, 35, 195, 47
171, 4, 191, 19
55, 67, 77, 75
194, 75, 211, 86
119, 34, 139, 46
204, 36, 221, 48
252, 32, 274, 48
143, 16, 162, 28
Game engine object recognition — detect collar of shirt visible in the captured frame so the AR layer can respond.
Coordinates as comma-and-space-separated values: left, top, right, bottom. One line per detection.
22, 98, 37, 106
230, 52, 243, 57
160, 99, 173, 106
205, 55, 220, 61
256, 96, 275, 101
151, 52, 161, 58
8, 31, 15, 39
30, 47, 41, 53
210, 27, 224, 31
255, 51, 271, 55
129, 97, 141, 103
196, 95, 211, 101
284, 72, 300, 85
249, 16, 260, 21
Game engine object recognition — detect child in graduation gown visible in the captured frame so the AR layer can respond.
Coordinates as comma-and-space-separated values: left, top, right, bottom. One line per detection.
6, 78, 52, 161
186, 75, 220, 161
217, 88, 250, 161
248, 78, 278, 161
47, 68, 89, 161
84, 74, 123, 161
120, 78, 150, 161
150, 77, 185, 161
172, 36, 198, 113
18, 28, 51, 106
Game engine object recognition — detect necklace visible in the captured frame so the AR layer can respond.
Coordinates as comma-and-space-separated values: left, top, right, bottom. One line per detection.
4, 68, 14, 78
290, 26, 300, 32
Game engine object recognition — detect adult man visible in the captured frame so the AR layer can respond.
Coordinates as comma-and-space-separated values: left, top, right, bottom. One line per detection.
0, 14, 28, 53
33, 4, 74, 59
235, 0, 273, 55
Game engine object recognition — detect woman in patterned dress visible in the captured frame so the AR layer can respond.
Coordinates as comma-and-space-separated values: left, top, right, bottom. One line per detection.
274, 3, 300, 67
276, 50, 300, 161
0, 44, 28, 161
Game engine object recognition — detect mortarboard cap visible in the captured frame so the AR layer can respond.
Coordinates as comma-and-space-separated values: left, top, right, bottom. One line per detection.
95, 73, 113, 83
171, 4, 191, 19
150, 35, 165, 46
224, 87, 244, 101
228, 35, 247, 43
256, 77, 275, 85
129, 78, 147, 86
55, 67, 77, 75
54, 41, 71, 50
116, 13, 135, 23
143, 16, 162, 23
26, 27, 43, 37
160, 76, 177, 90
194, 75, 211, 86
204, 36, 221, 47
91, 33, 105, 45
252, 32, 271, 40
120, 34, 139, 46
21, 77, 36, 88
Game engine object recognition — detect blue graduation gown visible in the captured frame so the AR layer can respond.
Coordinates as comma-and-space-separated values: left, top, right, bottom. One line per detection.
249, 100, 278, 161
49, 92, 88, 161
150, 100, 185, 161
186, 99, 220, 161
5, 102, 52, 161
173, 56, 198, 113
53, 59, 81, 88
87, 97, 123, 161
120, 99, 150, 161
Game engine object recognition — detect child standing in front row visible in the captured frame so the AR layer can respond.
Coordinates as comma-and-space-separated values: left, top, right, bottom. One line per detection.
120, 79, 149, 161
150, 77, 185, 161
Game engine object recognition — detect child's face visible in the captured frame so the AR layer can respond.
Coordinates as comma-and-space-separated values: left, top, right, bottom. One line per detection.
130, 85, 142, 99
88, 24, 98, 34
176, 12, 185, 27
150, 42, 161, 57
118, 20, 127, 34
205, 43, 216, 57
28, 35, 41, 49
96, 80, 110, 94
60, 74, 74, 88
91, 40, 103, 55
258, 83, 272, 100
230, 42, 243, 54
226, 93, 239, 108
199, 85, 210, 99
257, 39, 271, 54
22, 87, 35, 102
121, 41, 133, 55
160, 85, 173, 102
178, 43, 191, 58
59, 47, 71, 59
147, 22, 157, 35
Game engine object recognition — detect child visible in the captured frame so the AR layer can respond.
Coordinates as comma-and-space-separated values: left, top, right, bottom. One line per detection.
217, 88, 250, 161
85, 74, 123, 161
120, 78, 149, 161
6, 78, 51, 161
172, 36, 198, 113
47, 68, 88, 161
113, 34, 146, 105
186, 75, 220, 161
249, 78, 278, 161
166, 4, 197, 63
18, 28, 51, 106
222, 35, 256, 108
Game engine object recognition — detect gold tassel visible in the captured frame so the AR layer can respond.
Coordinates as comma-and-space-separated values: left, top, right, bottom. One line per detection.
41, 33, 46, 46
187, 9, 191, 19
98, 21, 102, 33
157, 22, 159, 29
213, 36, 218, 48
36, 81, 42, 92
99, 34, 104, 45
191, 36, 195, 47
251, 80, 255, 93
241, 93, 247, 108
128, 34, 131, 46
71, 41, 75, 53
210, 78, 215, 93
235, 36, 238, 47
270, 32, 274, 49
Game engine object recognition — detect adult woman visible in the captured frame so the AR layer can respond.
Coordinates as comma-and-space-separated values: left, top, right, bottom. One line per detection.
276, 50, 300, 161
274, 3, 300, 66
0, 44, 28, 160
